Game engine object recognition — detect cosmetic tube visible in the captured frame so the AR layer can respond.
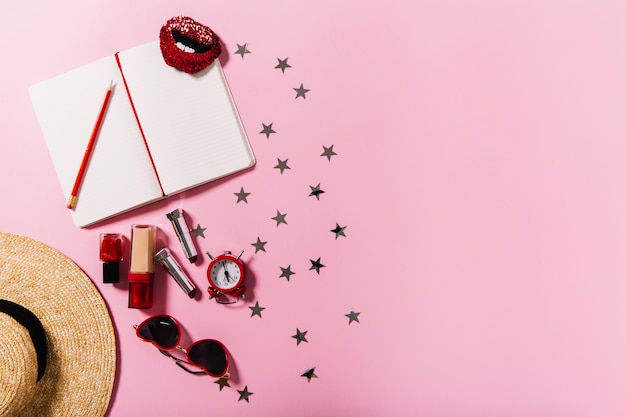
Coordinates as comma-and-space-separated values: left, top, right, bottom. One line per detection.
166, 209, 198, 263
155, 248, 197, 297
100, 233, 123, 283
128, 224, 156, 308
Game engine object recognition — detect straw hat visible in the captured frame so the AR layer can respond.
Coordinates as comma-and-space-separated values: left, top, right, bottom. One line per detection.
0, 233, 116, 416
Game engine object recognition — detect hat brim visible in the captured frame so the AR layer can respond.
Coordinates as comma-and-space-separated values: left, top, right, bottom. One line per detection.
0, 233, 116, 417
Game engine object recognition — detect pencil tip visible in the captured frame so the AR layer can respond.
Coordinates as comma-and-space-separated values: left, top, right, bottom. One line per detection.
67, 195, 77, 209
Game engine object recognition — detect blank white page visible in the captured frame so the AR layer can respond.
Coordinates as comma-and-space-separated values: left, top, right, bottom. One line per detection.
29, 55, 164, 227
116, 41, 255, 195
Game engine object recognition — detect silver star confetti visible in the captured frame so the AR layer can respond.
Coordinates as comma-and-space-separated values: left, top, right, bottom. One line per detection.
260, 122, 276, 139
293, 83, 310, 99
279, 265, 295, 281
275, 57, 291, 73
292, 328, 308, 345
345, 309, 361, 324
274, 158, 290, 174
272, 210, 288, 227
235, 43, 251, 58
309, 257, 325, 274
321, 145, 337, 161
234, 187, 251, 204
249, 301, 265, 318
331, 223, 347, 239
214, 376, 230, 391
301, 367, 318, 383
238, 386, 253, 402
251, 237, 268, 253
192, 224, 207, 238
309, 183, 325, 200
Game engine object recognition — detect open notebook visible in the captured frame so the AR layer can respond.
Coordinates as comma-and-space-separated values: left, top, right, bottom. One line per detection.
29, 41, 255, 227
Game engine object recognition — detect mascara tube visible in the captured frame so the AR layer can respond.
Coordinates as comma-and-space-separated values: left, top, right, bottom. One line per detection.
166, 209, 198, 263
155, 248, 197, 298
128, 224, 156, 309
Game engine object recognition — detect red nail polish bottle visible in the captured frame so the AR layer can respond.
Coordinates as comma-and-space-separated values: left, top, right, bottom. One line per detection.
100, 233, 123, 284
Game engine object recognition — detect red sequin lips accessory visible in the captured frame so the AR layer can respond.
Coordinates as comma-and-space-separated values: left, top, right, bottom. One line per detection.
159, 16, 222, 74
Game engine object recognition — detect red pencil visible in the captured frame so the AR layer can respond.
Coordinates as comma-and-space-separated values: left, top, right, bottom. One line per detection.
67, 81, 114, 209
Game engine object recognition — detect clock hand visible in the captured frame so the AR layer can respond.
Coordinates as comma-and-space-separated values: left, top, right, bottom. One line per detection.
223, 261, 232, 282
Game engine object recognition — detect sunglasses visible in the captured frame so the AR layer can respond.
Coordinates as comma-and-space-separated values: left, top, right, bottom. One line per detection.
134, 315, 229, 378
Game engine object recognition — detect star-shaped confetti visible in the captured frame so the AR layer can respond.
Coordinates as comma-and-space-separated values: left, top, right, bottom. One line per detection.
301, 367, 318, 383
272, 210, 288, 227
294, 83, 310, 99
275, 57, 291, 73
235, 43, 251, 58
192, 224, 207, 238
249, 301, 265, 318
345, 309, 361, 324
309, 257, 325, 274
309, 183, 325, 200
259, 122, 276, 139
237, 386, 253, 402
214, 376, 230, 391
274, 158, 291, 174
279, 265, 295, 281
331, 223, 347, 239
251, 237, 268, 253
234, 187, 251, 204
292, 328, 308, 345
321, 145, 337, 161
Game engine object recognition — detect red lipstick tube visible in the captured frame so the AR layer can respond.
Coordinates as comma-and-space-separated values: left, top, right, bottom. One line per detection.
100, 233, 123, 284
128, 224, 156, 309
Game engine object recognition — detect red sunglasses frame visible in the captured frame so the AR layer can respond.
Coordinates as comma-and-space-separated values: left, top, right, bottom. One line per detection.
134, 315, 230, 379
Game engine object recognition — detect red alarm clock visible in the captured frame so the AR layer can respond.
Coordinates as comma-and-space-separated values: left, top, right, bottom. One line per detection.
205, 251, 246, 303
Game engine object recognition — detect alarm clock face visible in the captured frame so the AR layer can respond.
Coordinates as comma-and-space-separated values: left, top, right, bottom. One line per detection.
208, 256, 244, 292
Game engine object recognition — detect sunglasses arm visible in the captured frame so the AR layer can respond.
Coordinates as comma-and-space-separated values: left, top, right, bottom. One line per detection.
158, 348, 205, 375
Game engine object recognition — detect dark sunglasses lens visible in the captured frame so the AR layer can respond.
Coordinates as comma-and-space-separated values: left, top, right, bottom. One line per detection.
138, 316, 179, 349
188, 341, 227, 376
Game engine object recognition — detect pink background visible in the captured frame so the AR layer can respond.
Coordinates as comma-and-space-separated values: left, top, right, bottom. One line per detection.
2, 0, 626, 415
